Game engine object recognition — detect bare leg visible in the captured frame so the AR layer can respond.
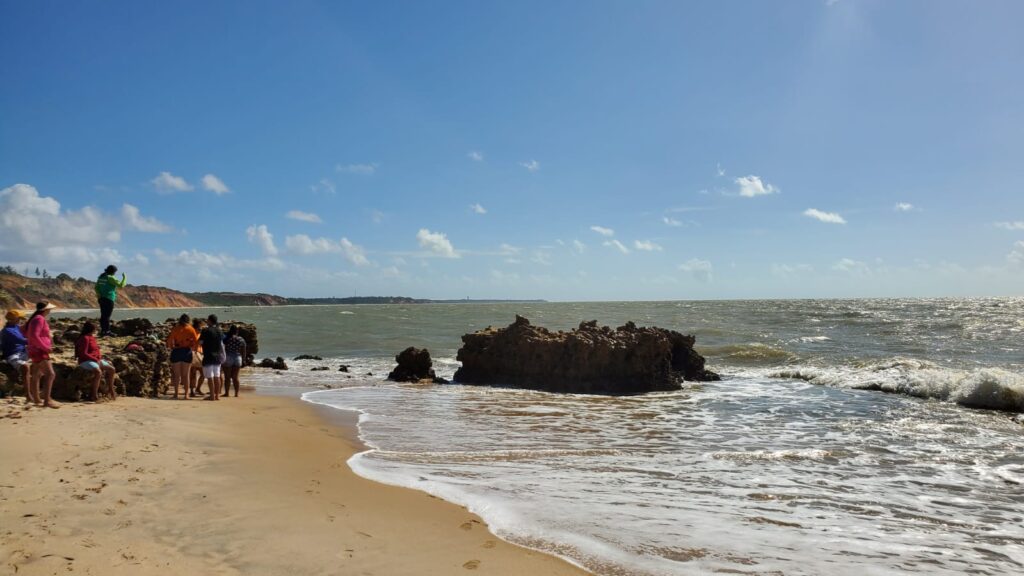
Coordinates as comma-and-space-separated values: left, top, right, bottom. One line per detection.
40, 361, 59, 408
19, 364, 32, 402
91, 369, 102, 401
231, 366, 241, 396
170, 361, 180, 399
104, 366, 117, 400
28, 363, 41, 405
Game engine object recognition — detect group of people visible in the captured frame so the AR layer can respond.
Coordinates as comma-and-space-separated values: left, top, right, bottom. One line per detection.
1, 264, 249, 405
166, 313, 247, 401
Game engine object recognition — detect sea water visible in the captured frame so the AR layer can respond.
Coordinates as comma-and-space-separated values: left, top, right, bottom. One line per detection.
94, 299, 1024, 575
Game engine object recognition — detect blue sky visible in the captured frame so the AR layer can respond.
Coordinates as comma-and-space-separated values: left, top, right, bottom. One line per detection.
2, 0, 1022, 300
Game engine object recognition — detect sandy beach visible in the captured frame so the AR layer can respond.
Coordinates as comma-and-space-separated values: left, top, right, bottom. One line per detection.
0, 393, 588, 576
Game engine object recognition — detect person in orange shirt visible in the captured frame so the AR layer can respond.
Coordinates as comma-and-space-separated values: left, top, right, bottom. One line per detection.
166, 314, 199, 400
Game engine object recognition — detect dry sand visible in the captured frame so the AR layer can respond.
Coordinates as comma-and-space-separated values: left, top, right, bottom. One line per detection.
0, 393, 589, 576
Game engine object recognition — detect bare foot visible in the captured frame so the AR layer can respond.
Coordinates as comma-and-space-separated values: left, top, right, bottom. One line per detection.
44, 401, 61, 409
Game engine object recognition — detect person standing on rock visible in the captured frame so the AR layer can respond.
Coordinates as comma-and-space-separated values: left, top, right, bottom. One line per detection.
25, 301, 59, 408
1, 310, 31, 396
199, 314, 224, 400
95, 265, 127, 337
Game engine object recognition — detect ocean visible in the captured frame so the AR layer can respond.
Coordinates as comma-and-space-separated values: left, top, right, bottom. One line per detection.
87, 299, 1024, 575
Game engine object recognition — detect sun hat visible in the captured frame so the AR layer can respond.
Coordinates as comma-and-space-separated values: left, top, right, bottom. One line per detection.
4, 309, 22, 322
35, 302, 58, 312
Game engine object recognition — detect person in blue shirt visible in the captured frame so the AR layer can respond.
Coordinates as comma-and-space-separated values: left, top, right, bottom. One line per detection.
1, 309, 31, 393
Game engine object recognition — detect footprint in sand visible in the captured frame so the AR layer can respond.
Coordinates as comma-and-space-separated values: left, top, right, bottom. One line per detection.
459, 519, 481, 531
481, 541, 496, 549
462, 560, 480, 570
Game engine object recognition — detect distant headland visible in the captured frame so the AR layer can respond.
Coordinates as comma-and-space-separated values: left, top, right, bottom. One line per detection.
0, 267, 544, 309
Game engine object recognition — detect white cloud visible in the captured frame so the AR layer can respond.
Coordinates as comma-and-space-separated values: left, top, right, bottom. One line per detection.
201, 174, 230, 195
590, 225, 615, 237
662, 216, 682, 227
246, 224, 278, 256
417, 228, 458, 258
151, 171, 193, 193
468, 151, 484, 162
531, 250, 553, 266
735, 175, 778, 198
285, 234, 337, 255
803, 208, 847, 224
286, 210, 322, 223
772, 263, 814, 277
995, 221, 1024, 231
520, 159, 540, 172
679, 258, 713, 282
122, 204, 172, 233
470, 203, 487, 214
1008, 241, 1024, 266
833, 258, 871, 276
0, 183, 119, 250
894, 202, 914, 212
603, 239, 630, 254
716, 163, 725, 177
498, 243, 521, 256
339, 238, 370, 267
336, 163, 377, 175
311, 178, 336, 195
634, 240, 663, 251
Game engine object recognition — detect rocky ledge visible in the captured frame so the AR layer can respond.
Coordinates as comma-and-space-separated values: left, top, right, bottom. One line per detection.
453, 316, 719, 395
0, 317, 258, 402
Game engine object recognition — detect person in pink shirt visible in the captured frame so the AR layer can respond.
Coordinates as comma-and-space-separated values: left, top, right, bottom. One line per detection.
25, 301, 59, 408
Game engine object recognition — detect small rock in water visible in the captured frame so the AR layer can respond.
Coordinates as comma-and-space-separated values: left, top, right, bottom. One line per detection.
338, 365, 349, 372
310, 366, 330, 372
294, 354, 323, 361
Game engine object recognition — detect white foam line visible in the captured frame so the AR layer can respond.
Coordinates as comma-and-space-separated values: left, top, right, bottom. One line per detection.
299, 388, 596, 575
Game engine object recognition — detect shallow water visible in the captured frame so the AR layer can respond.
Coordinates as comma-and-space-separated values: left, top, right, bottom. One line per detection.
76, 298, 1024, 574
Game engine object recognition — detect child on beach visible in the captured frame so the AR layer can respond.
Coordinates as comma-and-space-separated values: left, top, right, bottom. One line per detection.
221, 325, 246, 398
25, 302, 59, 408
189, 317, 205, 397
167, 314, 198, 400
1, 310, 31, 393
199, 314, 224, 400
74, 321, 118, 401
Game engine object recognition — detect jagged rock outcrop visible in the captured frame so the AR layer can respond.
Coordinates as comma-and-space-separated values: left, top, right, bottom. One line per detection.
387, 347, 448, 383
0, 317, 259, 401
453, 316, 719, 395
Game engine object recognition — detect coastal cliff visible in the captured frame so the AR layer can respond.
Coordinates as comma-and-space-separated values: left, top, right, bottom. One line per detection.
0, 273, 203, 309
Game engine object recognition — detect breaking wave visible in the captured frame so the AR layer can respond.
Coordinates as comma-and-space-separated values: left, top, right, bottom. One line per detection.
764, 359, 1024, 412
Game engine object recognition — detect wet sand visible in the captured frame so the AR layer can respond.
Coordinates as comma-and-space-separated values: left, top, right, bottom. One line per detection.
0, 393, 588, 575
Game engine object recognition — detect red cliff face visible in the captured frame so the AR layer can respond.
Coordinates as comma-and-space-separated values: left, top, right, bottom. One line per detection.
0, 274, 205, 310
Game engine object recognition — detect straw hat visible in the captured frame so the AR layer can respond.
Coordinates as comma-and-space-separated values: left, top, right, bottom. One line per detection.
35, 302, 58, 313
4, 309, 22, 322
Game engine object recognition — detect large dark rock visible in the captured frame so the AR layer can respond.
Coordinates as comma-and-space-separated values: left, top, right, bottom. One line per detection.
453, 316, 719, 395
257, 357, 289, 370
388, 347, 447, 383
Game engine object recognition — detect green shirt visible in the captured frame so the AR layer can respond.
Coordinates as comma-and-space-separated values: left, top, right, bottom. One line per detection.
95, 273, 127, 302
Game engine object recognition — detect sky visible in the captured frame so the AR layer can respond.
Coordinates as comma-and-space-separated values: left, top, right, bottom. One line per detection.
1, 0, 1023, 301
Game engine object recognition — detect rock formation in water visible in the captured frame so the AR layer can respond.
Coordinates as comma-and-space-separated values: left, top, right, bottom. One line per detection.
257, 357, 289, 370
453, 316, 719, 395
0, 317, 259, 401
387, 347, 448, 383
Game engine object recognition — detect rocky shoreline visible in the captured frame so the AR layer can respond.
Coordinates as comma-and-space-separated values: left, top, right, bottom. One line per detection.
0, 317, 258, 402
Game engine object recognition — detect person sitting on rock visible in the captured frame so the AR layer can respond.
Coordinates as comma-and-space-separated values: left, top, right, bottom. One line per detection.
167, 314, 198, 400
75, 321, 118, 402
95, 265, 127, 337
25, 301, 59, 408
221, 325, 247, 398
1, 310, 31, 395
